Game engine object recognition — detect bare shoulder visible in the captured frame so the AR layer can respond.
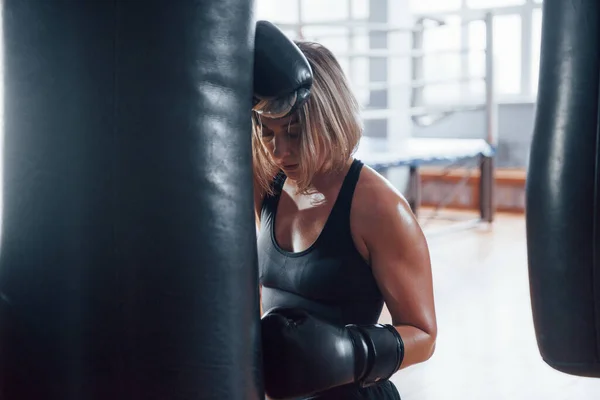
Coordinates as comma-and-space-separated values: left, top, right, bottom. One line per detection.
351, 165, 423, 258
353, 165, 414, 226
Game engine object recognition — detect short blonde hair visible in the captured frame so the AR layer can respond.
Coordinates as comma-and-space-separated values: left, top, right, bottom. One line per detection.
252, 40, 363, 196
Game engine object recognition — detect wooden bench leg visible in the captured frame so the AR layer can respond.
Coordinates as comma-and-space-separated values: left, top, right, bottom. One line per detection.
479, 156, 495, 223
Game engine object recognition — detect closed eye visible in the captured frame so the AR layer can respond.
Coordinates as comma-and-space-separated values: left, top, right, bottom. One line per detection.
288, 124, 301, 137
261, 128, 274, 137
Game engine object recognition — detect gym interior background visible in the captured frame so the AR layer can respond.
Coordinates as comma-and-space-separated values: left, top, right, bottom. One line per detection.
254, 1, 600, 399
255, 0, 542, 213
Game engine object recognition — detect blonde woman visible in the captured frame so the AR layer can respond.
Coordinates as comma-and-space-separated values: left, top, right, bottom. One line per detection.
254, 39, 437, 400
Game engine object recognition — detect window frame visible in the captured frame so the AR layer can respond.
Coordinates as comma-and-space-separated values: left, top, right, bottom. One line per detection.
411, 0, 543, 104
255, 0, 544, 125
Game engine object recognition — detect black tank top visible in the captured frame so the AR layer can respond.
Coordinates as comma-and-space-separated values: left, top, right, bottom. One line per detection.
258, 158, 384, 326
258, 159, 401, 400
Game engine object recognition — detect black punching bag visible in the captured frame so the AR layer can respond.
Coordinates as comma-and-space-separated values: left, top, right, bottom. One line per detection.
526, 0, 600, 377
0, 1, 262, 399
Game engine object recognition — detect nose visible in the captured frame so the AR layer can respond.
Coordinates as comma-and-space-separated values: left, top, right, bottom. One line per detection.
272, 135, 291, 160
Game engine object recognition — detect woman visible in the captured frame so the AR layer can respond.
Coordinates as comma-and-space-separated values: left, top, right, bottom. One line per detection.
253, 40, 437, 400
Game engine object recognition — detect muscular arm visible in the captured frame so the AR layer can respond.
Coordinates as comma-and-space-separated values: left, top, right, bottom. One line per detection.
260, 170, 436, 398
357, 174, 437, 369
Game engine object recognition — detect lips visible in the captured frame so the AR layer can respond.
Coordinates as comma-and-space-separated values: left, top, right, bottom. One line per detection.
282, 164, 298, 170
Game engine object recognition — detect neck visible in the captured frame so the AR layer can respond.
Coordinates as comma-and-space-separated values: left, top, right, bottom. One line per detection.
286, 157, 354, 194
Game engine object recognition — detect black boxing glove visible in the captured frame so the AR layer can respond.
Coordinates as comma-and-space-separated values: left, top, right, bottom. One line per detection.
261, 307, 404, 399
253, 20, 313, 118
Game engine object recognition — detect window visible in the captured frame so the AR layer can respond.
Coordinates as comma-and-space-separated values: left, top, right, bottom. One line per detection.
301, 0, 349, 22
531, 8, 543, 94
423, 16, 462, 52
467, 20, 487, 100
409, 0, 461, 14
421, 17, 463, 104
493, 14, 522, 95
301, 27, 351, 52
255, 0, 543, 136
468, 14, 522, 97
466, 0, 525, 8
351, 0, 369, 20
350, 58, 371, 108
254, 0, 299, 24
407, 0, 543, 104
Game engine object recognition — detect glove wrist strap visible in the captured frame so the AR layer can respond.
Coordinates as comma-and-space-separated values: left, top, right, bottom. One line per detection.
346, 323, 405, 388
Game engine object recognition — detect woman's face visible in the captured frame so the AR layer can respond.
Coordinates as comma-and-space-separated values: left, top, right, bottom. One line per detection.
259, 113, 302, 178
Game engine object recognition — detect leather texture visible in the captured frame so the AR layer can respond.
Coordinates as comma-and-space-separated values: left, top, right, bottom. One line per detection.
253, 20, 313, 117
0, 1, 261, 399
261, 307, 357, 399
526, 0, 600, 378
261, 308, 403, 400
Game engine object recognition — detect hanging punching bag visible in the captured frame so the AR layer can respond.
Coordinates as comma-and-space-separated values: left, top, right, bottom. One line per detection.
526, 0, 600, 377
0, 1, 262, 399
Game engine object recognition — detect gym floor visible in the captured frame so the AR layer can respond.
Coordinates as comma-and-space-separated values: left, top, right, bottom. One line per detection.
383, 209, 600, 400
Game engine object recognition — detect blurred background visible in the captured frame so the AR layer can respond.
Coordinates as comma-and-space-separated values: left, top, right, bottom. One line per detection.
253, 1, 600, 399
255, 0, 541, 212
